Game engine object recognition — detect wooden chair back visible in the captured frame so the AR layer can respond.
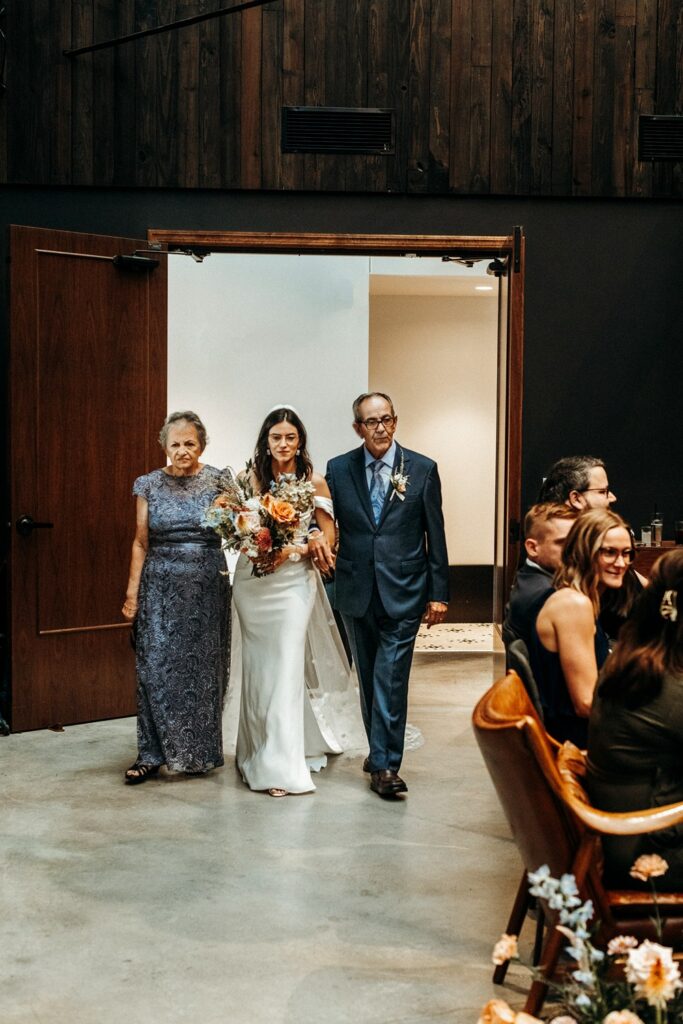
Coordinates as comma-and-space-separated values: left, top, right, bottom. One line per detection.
473, 671, 683, 1013
472, 671, 575, 882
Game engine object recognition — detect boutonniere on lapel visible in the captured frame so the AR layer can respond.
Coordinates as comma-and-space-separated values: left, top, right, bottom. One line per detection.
389, 448, 409, 502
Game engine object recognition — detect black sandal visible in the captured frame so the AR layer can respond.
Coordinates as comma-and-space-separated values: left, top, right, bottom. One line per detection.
124, 761, 160, 785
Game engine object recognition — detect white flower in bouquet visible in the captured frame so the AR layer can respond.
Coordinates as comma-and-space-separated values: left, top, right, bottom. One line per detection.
629, 854, 669, 883
603, 1011, 645, 1024
492, 933, 518, 966
234, 510, 261, 535
477, 999, 543, 1024
607, 936, 639, 956
625, 940, 682, 1008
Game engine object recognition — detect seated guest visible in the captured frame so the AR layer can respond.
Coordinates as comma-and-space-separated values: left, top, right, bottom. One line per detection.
538, 454, 642, 641
530, 508, 632, 747
599, 556, 645, 643
538, 454, 616, 510
504, 502, 577, 650
587, 549, 683, 888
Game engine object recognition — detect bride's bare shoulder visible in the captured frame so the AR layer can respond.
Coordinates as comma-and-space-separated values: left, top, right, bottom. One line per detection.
311, 471, 331, 497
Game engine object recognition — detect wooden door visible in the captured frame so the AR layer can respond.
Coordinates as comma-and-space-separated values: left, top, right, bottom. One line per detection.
493, 230, 525, 628
9, 226, 167, 731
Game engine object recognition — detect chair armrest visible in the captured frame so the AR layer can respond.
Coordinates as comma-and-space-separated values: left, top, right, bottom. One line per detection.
557, 742, 683, 837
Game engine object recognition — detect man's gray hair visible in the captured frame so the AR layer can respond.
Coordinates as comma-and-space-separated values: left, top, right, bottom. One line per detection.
537, 455, 606, 503
352, 392, 396, 422
159, 410, 208, 451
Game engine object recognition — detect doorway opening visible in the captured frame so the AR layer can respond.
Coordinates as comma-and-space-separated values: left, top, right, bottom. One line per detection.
166, 250, 502, 623
153, 227, 525, 632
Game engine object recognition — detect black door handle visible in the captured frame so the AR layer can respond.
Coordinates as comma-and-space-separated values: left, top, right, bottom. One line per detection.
16, 515, 54, 537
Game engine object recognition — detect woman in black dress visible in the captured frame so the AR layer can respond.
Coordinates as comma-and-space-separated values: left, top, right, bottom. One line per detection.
121, 411, 231, 783
529, 508, 631, 747
587, 548, 683, 887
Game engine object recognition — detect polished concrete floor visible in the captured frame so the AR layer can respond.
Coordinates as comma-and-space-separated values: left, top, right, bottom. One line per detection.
1, 651, 534, 1024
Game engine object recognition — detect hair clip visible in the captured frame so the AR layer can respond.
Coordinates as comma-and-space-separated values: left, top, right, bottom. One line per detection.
267, 403, 300, 416
660, 589, 678, 623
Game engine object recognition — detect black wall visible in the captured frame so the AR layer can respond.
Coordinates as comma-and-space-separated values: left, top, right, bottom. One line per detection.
2, 185, 682, 539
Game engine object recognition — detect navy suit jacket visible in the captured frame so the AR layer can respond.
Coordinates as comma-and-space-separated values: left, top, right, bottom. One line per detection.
504, 562, 554, 650
326, 444, 450, 620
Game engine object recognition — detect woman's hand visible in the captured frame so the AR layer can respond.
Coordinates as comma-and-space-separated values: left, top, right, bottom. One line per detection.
251, 543, 314, 575
308, 530, 336, 575
252, 549, 288, 575
122, 598, 138, 621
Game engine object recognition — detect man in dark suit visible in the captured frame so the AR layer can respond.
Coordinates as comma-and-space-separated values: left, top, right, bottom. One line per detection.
504, 502, 577, 650
310, 392, 449, 797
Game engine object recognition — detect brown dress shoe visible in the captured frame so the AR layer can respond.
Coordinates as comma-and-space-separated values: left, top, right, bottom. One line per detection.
370, 769, 408, 797
362, 757, 371, 773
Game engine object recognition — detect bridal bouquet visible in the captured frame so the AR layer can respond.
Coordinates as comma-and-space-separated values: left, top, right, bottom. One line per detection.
204, 465, 315, 576
481, 856, 683, 1024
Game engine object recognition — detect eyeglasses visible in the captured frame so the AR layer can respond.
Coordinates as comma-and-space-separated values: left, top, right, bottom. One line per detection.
581, 486, 612, 497
358, 415, 396, 430
599, 546, 635, 564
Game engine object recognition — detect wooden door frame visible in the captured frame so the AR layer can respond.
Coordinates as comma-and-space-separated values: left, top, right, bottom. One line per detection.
7, 225, 167, 731
148, 228, 524, 622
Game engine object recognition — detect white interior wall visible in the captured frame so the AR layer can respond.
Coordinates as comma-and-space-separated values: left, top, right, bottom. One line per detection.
168, 254, 499, 568
369, 294, 498, 565
168, 254, 370, 473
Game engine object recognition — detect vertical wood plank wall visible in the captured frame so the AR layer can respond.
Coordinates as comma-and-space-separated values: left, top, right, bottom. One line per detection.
2, 0, 682, 195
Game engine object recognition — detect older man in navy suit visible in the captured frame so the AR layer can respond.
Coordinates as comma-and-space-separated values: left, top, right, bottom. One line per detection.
310, 392, 449, 797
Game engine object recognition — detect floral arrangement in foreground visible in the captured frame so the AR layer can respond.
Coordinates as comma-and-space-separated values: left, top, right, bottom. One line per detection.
480, 854, 682, 1024
204, 466, 315, 576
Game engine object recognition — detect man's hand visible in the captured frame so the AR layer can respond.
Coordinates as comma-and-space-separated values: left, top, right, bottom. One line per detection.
308, 530, 336, 575
423, 601, 448, 628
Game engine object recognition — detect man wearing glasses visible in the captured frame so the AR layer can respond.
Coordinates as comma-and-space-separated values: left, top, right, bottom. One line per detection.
312, 392, 449, 798
537, 455, 616, 510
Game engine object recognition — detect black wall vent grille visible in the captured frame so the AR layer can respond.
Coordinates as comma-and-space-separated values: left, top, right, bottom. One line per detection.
639, 116, 683, 161
282, 107, 394, 154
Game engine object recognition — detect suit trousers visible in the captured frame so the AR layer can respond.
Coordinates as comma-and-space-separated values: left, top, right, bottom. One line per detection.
342, 584, 421, 772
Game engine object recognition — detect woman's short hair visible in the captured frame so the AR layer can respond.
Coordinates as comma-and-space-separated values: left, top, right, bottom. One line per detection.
554, 508, 629, 614
599, 548, 683, 706
253, 407, 313, 490
159, 410, 208, 451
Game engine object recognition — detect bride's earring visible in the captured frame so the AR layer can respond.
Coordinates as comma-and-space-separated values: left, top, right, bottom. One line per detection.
296, 448, 301, 455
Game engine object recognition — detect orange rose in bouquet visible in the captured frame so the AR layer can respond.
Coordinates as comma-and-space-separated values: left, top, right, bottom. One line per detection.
261, 492, 298, 526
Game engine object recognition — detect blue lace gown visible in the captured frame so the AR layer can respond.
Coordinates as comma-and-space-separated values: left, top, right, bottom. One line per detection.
132, 466, 231, 772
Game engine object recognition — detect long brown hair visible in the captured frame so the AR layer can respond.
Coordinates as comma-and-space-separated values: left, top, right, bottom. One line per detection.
553, 508, 630, 615
252, 407, 313, 491
599, 548, 683, 707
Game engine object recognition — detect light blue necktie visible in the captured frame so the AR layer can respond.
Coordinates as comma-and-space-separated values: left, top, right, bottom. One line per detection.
369, 459, 386, 523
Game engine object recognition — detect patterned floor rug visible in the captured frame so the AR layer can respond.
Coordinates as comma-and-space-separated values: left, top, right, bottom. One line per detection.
414, 622, 501, 653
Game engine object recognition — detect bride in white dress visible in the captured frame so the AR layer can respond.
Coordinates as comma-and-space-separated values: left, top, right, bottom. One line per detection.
231, 405, 364, 797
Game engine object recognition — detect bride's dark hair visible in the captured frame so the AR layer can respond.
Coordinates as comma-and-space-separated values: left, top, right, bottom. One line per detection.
253, 407, 313, 491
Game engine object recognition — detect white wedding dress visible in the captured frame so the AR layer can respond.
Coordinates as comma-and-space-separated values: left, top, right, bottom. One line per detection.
229, 496, 367, 793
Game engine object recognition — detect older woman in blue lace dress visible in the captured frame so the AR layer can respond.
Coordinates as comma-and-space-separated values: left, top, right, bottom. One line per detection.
121, 411, 231, 784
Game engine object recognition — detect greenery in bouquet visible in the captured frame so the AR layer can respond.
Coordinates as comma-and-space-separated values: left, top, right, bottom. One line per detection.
204, 465, 315, 576
481, 855, 683, 1024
